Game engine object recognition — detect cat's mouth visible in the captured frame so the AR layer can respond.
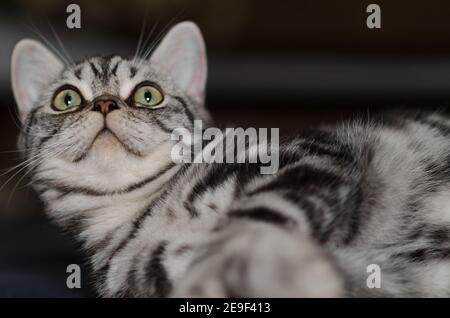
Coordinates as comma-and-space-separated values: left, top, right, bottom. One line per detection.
87, 126, 140, 157
73, 126, 132, 162
97, 128, 114, 137
93, 127, 122, 145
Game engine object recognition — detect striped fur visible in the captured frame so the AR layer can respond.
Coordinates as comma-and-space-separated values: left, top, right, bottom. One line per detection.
12, 23, 450, 297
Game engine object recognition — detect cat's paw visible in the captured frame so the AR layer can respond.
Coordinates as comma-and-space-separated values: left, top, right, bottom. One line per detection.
172, 221, 343, 298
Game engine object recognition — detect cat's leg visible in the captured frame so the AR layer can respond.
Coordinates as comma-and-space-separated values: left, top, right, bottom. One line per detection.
173, 150, 365, 297
172, 208, 344, 298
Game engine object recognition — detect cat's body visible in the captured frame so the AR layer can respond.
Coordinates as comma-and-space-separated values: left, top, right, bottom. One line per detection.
11, 22, 450, 297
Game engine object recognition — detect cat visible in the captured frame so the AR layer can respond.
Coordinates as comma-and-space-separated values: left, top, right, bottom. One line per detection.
10, 21, 450, 297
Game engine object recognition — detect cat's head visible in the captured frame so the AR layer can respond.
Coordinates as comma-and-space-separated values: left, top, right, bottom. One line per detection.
11, 21, 210, 193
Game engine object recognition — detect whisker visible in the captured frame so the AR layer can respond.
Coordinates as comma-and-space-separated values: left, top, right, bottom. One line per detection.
140, 10, 187, 62
136, 19, 159, 62
48, 21, 75, 66
133, 11, 149, 63
0, 145, 65, 195
0, 138, 68, 177
6, 143, 73, 206
28, 22, 71, 66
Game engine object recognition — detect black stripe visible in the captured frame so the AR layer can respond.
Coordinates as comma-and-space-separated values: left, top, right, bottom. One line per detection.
39, 162, 176, 197
250, 162, 363, 244
111, 60, 120, 76
123, 251, 142, 297
144, 241, 172, 297
100, 59, 110, 80
36, 128, 59, 149
183, 165, 231, 218
72, 150, 90, 163
393, 247, 450, 263
129, 66, 137, 78
250, 164, 343, 196
96, 164, 192, 283
404, 223, 450, 244
89, 62, 100, 77
277, 131, 352, 167
89, 231, 115, 259
301, 142, 353, 165
229, 207, 296, 227
74, 66, 83, 80
184, 162, 261, 218
173, 96, 195, 125
154, 118, 172, 133
59, 214, 87, 239
284, 192, 324, 238
31, 113, 67, 152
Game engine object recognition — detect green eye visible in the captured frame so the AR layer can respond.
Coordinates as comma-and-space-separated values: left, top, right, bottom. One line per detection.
133, 85, 164, 108
53, 89, 82, 111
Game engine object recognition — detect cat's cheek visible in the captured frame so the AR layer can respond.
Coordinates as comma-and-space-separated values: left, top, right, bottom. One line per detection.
105, 111, 121, 129
104, 111, 140, 146
84, 114, 108, 140
67, 113, 108, 158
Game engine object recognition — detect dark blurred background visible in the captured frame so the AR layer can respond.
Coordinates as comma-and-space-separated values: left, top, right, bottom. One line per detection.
1, 0, 450, 297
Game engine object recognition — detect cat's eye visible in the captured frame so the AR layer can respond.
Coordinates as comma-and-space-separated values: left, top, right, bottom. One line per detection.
53, 88, 83, 111
133, 85, 164, 108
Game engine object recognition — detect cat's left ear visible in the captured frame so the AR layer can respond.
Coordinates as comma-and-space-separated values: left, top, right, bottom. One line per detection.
150, 21, 207, 105
11, 39, 64, 123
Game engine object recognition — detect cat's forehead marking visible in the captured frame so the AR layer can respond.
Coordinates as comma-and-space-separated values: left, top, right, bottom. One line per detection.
117, 60, 148, 99
87, 56, 120, 82
71, 56, 124, 99
65, 56, 156, 101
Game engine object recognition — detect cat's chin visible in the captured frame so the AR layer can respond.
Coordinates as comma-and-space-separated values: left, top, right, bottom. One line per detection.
91, 128, 124, 152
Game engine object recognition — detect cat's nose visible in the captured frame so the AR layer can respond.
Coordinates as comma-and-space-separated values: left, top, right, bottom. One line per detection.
92, 98, 119, 115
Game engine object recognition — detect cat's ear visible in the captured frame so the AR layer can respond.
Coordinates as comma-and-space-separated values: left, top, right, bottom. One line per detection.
150, 21, 207, 105
11, 39, 64, 123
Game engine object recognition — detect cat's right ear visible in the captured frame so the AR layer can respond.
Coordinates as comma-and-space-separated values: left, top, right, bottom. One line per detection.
150, 22, 207, 105
11, 39, 64, 123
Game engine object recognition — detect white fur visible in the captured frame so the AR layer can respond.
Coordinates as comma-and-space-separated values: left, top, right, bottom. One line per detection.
11, 39, 64, 122
150, 22, 207, 104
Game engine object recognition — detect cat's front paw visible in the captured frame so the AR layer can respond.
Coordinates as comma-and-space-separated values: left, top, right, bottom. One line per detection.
172, 222, 343, 298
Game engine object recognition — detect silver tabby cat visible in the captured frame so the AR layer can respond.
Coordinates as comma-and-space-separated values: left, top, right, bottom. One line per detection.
11, 21, 450, 297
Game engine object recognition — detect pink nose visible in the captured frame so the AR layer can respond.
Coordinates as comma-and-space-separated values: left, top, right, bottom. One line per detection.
93, 99, 118, 115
